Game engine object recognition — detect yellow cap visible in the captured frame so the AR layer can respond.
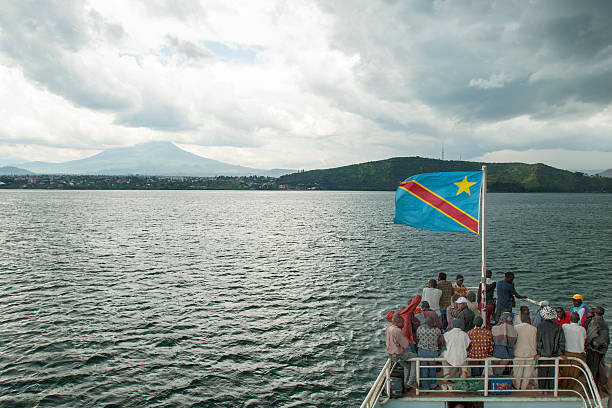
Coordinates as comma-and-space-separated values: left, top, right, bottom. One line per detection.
571, 294, 583, 300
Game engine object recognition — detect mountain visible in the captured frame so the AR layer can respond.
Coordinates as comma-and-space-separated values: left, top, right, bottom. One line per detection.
0, 166, 34, 175
597, 168, 612, 178
278, 157, 612, 193
17, 142, 293, 177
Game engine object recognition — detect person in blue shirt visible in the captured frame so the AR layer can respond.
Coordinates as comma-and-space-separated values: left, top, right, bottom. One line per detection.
494, 272, 526, 323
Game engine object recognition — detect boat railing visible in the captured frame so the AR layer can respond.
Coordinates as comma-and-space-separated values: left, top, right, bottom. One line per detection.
360, 356, 604, 408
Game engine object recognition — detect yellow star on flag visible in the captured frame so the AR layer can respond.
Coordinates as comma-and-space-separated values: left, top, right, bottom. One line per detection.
454, 176, 476, 196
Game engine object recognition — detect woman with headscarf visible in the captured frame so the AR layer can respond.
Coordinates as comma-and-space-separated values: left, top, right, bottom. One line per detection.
532, 300, 549, 328
535, 305, 566, 389
491, 311, 518, 375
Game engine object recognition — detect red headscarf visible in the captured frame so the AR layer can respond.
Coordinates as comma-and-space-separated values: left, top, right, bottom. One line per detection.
385, 295, 422, 344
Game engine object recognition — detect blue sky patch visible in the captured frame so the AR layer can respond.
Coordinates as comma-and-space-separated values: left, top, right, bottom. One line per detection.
203, 41, 265, 63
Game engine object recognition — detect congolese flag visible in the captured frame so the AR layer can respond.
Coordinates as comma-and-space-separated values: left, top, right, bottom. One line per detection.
394, 171, 483, 234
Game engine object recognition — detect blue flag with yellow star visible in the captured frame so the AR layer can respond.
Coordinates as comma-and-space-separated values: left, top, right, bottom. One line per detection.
394, 171, 483, 234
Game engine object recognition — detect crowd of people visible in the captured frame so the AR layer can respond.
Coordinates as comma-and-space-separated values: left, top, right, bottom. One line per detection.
385, 271, 610, 393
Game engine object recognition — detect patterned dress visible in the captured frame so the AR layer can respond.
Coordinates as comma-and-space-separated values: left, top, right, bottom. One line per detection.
467, 327, 493, 359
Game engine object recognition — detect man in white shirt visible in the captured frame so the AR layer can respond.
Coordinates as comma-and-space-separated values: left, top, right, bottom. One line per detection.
441, 318, 470, 390
422, 279, 442, 317
560, 312, 587, 389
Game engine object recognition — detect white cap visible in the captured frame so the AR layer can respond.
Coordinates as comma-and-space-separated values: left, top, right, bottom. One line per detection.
456, 296, 468, 304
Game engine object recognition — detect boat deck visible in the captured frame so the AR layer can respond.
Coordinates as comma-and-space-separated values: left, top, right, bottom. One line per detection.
363, 357, 608, 408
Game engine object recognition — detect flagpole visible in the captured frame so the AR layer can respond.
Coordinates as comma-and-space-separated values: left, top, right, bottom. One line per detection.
480, 166, 487, 323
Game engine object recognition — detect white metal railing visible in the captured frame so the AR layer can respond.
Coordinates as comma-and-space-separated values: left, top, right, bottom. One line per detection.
361, 356, 604, 408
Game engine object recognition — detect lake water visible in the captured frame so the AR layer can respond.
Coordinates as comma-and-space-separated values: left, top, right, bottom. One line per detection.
1, 191, 611, 407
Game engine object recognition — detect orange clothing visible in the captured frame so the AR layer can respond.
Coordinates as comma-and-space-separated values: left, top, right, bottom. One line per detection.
385, 295, 422, 344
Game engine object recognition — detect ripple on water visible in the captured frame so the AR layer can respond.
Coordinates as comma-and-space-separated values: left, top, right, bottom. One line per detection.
0, 191, 611, 407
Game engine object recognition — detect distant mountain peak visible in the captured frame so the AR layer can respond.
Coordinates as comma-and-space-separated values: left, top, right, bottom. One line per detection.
17, 142, 294, 177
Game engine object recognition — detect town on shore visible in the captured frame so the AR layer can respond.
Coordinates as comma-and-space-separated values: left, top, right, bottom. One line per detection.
0, 174, 296, 190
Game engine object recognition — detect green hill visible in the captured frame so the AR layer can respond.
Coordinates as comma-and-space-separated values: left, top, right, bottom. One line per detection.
278, 157, 612, 192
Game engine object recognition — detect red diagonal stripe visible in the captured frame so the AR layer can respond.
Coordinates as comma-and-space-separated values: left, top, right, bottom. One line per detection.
399, 180, 479, 233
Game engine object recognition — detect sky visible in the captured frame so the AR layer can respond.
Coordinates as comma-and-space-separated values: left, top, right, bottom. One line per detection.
0, 0, 611, 172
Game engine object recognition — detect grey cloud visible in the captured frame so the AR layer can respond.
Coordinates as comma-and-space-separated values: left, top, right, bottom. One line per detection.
114, 102, 196, 131
88, 9, 125, 43
318, 0, 612, 125
165, 35, 213, 60
0, 1, 132, 111
143, 0, 208, 23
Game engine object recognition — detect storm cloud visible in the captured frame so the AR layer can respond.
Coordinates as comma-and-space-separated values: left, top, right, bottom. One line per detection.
0, 0, 610, 171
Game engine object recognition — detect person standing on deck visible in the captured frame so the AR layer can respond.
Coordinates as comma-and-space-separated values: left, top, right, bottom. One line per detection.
466, 292, 479, 316
386, 313, 418, 390
478, 269, 496, 329
535, 306, 566, 390
419, 301, 443, 330
467, 316, 493, 376
495, 272, 527, 323
385, 295, 422, 348
555, 307, 571, 326
584, 306, 609, 388
456, 297, 475, 332
441, 318, 470, 390
560, 312, 586, 389
491, 312, 517, 375
438, 272, 453, 331
446, 295, 461, 328
416, 316, 444, 391
422, 279, 442, 317
570, 294, 589, 326
452, 274, 468, 298
513, 311, 538, 390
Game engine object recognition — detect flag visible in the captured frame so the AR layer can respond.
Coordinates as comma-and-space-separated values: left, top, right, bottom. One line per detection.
394, 171, 483, 234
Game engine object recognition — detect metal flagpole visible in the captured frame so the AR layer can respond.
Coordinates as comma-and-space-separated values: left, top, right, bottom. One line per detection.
480, 166, 487, 322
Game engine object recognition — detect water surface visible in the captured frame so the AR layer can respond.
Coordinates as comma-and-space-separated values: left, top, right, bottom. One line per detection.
1, 191, 611, 407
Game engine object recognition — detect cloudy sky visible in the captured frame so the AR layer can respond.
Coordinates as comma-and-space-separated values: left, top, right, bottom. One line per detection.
1, 0, 611, 171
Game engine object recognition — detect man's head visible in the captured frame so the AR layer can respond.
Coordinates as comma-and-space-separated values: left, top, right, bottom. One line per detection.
467, 291, 476, 303
392, 313, 404, 328
438, 272, 447, 281
500, 311, 513, 323
588, 308, 595, 318
593, 306, 605, 316
486, 269, 492, 278
421, 301, 431, 310
450, 318, 465, 330
520, 305, 529, 314
473, 315, 484, 328
571, 294, 583, 308
456, 274, 464, 285
504, 272, 515, 283
540, 300, 549, 308
451, 294, 460, 306
521, 311, 531, 324
456, 296, 468, 310
570, 312, 580, 324
428, 279, 437, 288
424, 315, 436, 328
556, 307, 565, 320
